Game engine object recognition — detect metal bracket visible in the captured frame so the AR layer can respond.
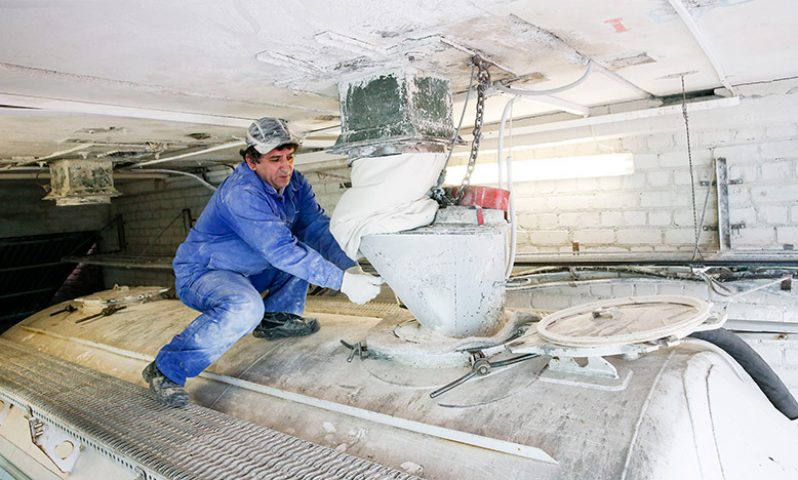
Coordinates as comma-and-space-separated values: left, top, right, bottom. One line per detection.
715, 157, 732, 250
547, 356, 619, 379
28, 417, 82, 473
699, 178, 742, 186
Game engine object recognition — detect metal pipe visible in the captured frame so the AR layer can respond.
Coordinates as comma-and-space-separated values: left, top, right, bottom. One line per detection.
129, 141, 245, 168
497, 97, 518, 278
129, 169, 218, 192
494, 61, 594, 97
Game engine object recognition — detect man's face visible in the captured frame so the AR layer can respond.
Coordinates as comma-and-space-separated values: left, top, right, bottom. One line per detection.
246, 145, 296, 190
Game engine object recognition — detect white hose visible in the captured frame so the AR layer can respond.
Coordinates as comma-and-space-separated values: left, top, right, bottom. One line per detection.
494, 61, 593, 97
498, 97, 517, 278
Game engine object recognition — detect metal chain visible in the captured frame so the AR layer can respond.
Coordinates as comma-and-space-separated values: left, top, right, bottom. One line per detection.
430, 63, 477, 207
681, 75, 700, 259
455, 56, 491, 203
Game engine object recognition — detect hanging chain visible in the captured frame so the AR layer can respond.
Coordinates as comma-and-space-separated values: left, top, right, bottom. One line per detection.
681, 75, 700, 259
455, 56, 492, 203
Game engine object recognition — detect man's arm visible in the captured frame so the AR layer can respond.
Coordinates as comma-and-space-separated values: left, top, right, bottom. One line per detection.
293, 175, 357, 271
223, 185, 346, 289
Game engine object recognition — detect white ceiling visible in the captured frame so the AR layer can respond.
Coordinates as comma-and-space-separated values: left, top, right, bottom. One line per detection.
0, 0, 796, 169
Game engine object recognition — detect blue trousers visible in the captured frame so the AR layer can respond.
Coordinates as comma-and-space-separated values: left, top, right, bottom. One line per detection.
155, 267, 308, 385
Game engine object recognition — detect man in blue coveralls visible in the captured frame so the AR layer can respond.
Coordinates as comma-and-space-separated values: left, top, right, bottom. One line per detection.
142, 117, 383, 407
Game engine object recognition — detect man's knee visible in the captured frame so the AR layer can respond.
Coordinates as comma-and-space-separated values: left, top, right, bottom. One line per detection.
218, 290, 265, 333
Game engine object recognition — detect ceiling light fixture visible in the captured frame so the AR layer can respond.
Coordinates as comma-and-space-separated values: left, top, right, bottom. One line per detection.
444, 152, 634, 184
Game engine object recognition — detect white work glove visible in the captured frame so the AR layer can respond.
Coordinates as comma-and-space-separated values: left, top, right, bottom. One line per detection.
340, 271, 384, 305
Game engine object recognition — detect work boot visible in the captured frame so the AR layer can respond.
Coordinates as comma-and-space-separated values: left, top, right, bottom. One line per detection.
141, 362, 189, 408
253, 312, 320, 340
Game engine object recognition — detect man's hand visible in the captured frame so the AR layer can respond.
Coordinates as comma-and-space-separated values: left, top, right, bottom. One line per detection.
341, 271, 384, 305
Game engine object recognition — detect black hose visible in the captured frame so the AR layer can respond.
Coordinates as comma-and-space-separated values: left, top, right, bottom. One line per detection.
689, 328, 798, 420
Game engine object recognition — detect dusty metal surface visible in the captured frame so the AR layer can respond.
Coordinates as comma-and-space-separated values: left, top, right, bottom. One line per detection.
5, 292, 798, 479
0, 338, 418, 480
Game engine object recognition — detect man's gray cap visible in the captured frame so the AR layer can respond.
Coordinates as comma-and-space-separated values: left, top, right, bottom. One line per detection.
246, 117, 301, 154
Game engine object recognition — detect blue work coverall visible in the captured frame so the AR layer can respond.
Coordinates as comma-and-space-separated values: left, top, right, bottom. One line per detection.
156, 163, 356, 385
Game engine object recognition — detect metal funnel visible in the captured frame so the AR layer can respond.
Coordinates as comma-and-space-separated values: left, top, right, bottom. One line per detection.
360, 220, 507, 338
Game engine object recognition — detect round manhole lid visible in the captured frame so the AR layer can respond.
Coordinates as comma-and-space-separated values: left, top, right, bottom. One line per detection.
537, 295, 712, 348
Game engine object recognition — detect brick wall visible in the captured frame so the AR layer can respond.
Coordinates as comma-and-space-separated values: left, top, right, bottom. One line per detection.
101, 176, 217, 288
473, 80, 798, 257
0, 183, 109, 238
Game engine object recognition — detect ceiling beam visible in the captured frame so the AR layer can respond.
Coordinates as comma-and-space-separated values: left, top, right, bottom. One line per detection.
666, 0, 737, 95
0, 93, 253, 128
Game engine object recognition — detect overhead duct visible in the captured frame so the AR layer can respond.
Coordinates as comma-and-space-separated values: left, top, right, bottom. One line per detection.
42, 158, 120, 206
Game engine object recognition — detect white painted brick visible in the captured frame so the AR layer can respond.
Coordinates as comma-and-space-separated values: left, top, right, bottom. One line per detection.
714, 144, 759, 163
516, 214, 538, 229
760, 160, 794, 180
528, 230, 570, 245
727, 185, 751, 206
760, 139, 798, 159
646, 134, 675, 151
777, 226, 798, 245
734, 127, 766, 144
648, 211, 672, 226
766, 125, 798, 140
596, 176, 623, 190
558, 212, 601, 227
537, 213, 557, 228
792, 205, 798, 222
514, 197, 549, 213
733, 227, 776, 245
751, 185, 798, 202
572, 229, 616, 244
574, 177, 600, 191
700, 130, 733, 146
640, 191, 689, 208
622, 173, 646, 189
659, 150, 690, 168
621, 136, 646, 151
591, 192, 640, 209
674, 130, 702, 148
601, 211, 623, 227
728, 164, 757, 182
758, 206, 789, 225
622, 211, 647, 225
665, 228, 697, 245
543, 194, 597, 211
616, 229, 662, 244
634, 154, 659, 170
646, 171, 672, 187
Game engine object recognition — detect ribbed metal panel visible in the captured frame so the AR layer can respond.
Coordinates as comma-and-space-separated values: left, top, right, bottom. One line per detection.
0, 338, 419, 480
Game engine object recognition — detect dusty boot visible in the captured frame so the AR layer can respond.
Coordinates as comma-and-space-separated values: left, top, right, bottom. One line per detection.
253, 312, 320, 340
142, 362, 189, 408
